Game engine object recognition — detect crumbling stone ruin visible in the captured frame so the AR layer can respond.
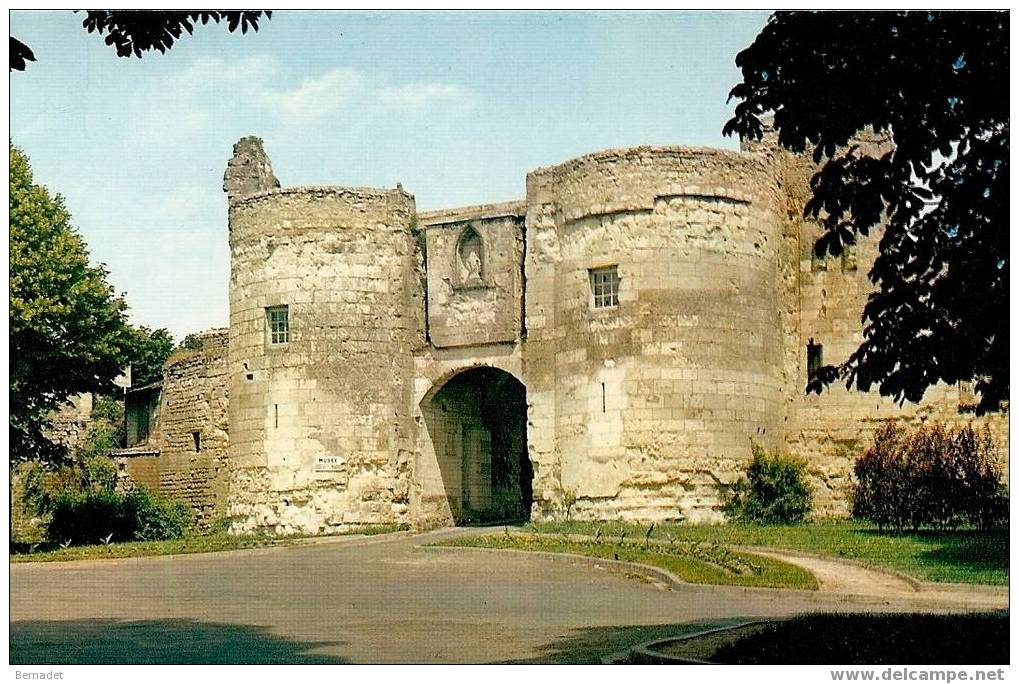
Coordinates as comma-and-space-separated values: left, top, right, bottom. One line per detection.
115, 329, 229, 530
118, 131, 1008, 534
42, 393, 94, 451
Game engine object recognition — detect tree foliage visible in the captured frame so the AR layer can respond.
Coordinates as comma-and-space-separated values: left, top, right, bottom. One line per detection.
9, 36, 34, 70
725, 11, 1008, 412
10, 145, 133, 462
10, 10, 271, 71
179, 332, 205, 352
125, 326, 174, 388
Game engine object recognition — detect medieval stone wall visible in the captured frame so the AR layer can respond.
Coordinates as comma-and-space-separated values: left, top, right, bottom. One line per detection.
42, 393, 94, 452
156, 329, 230, 529
118, 454, 161, 493
524, 146, 787, 522
226, 183, 422, 534
421, 202, 525, 349
763, 141, 1010, 513
218, 135, 1008, 533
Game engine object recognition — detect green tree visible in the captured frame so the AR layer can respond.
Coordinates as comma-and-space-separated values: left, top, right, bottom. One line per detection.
10, 145, 133, 463
76, 395, 124, 493
10, 10, 271, 72
725, 11, 1007, 412
125, 326, 174, 388
179, 332, 205, 352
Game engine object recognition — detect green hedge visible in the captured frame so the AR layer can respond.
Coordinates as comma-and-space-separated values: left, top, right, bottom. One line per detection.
47, 489, 191, 546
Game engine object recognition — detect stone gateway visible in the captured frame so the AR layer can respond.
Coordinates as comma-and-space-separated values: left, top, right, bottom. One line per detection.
120, 132, 1008, 535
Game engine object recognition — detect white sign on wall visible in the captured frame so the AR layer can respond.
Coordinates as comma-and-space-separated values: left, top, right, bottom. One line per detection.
315, 455, 345, 472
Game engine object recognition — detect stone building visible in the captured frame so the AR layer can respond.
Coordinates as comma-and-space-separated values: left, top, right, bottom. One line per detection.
142, 133, 1009, 534
113, 329, 229, 529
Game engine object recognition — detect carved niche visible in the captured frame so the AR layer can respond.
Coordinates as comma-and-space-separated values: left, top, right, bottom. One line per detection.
456, 225, 485, 287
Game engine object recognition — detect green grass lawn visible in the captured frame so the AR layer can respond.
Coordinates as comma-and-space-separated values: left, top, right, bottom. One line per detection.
9, 524, 408, 563
434, 533, 818, 590
526, 520, 1008, 585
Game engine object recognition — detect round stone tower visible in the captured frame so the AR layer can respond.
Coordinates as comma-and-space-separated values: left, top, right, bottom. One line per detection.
523, 145, 786, 522
224, 137, 421, 534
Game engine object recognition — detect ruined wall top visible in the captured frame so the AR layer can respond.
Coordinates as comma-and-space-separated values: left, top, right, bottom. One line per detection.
223, 136, 281, 202
229, 185, 414, 208
526, 144, 779, 223
165, 328, 229, 367
529, 144, 757, 178
418, 200, 526, 227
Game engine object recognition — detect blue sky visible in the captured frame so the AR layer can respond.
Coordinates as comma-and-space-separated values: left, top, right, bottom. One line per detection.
10, 10, 770, 339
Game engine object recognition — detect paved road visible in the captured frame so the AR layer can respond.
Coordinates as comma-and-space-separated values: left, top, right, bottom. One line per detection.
9, 528, 1008, 664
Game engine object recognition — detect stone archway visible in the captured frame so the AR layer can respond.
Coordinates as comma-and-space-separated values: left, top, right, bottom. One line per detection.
420, 367, 531, 524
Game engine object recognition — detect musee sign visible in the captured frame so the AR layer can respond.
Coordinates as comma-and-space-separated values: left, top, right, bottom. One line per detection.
315, 455, 345, 472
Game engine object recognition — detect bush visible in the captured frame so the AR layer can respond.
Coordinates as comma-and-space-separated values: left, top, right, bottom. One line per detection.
207, 515, 233, 536
14, 460, 88, 521
47, 490, 130, 545
127, 490, 191, 541
47, 488, 191, 546
81, 455, 118, 493
852, 421, 1007, 531
724, 444, 813, 524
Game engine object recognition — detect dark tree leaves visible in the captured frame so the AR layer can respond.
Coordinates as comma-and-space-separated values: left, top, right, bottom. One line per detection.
10, 10, 271, 71
726, 11, 1008, 412
80, 10, 271, 58
9, 36, 35, 71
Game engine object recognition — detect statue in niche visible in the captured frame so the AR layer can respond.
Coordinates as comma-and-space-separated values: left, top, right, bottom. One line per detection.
458, 227, 484, 286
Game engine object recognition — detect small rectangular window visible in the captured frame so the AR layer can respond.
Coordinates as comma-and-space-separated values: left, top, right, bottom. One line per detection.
807, 340, 823, 380
589, 266, 619, 309
191, 431, 201, 453
266, 305, 289, 345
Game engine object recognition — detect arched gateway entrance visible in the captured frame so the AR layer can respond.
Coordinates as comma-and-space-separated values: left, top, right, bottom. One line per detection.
420, 367, 532, 524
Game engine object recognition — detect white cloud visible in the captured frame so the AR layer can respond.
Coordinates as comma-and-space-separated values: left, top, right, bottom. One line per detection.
130, 55, 475, 127
376, 82, 473, 111
124, 55, 282, 139
276, 68, 366, 119
182, 54, 280, 86
250, 65, 474, 121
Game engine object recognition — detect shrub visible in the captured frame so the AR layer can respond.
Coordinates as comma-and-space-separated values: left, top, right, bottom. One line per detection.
47, 488, 191, 546
81, 455, 118, 493
724, 444, 813, 524
47, 490, 131, 545
126, 490, 191, 541
852, 421, 1007, 531
15, 460, 48, 517
207, 515, 233, 535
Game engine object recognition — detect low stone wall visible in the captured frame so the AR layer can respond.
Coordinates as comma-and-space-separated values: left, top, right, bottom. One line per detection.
156, 329, 230, 530
112, 451, 161, 493
42, 393, 94, 452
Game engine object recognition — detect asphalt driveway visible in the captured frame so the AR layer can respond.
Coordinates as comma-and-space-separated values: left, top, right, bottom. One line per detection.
9, 528, 1006, 664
